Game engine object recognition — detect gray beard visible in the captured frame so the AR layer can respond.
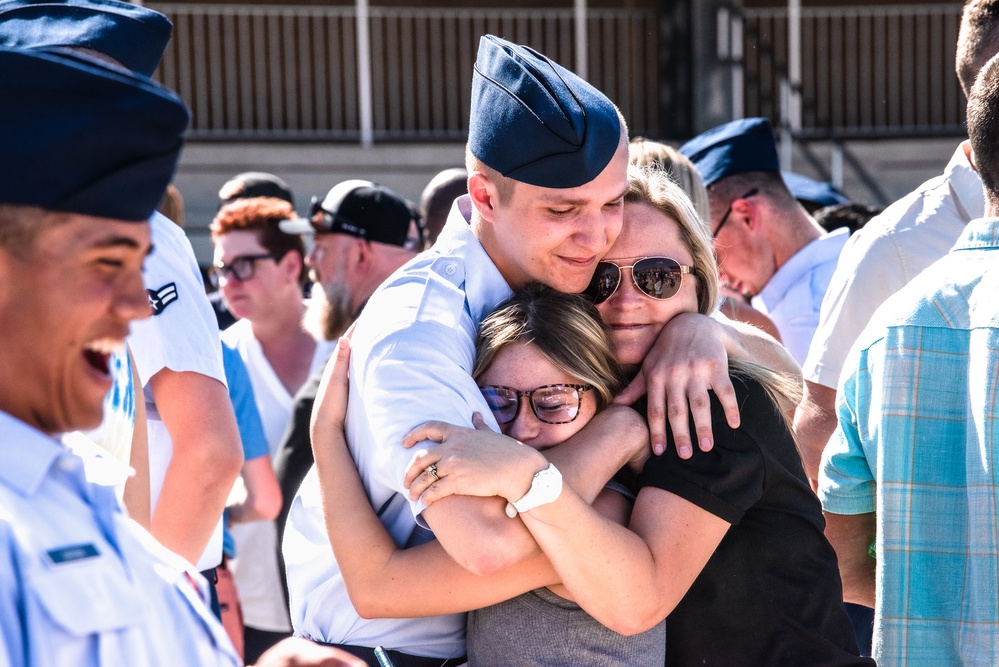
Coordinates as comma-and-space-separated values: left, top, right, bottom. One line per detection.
304, 279, 355, 342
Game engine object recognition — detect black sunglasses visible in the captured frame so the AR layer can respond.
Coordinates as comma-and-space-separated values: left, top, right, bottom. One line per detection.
208, 252, 282, 288
480, 384, 593, 425
585, 256, 694, 305
711, 187, 758, 238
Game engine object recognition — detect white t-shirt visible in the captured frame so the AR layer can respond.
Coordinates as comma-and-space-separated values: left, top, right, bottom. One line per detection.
222, 317, 333, 632
803, 143, 984, 389
128, 212, 228, 571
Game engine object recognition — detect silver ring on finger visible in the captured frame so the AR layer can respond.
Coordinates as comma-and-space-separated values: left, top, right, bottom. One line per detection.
426, 464, 439, 482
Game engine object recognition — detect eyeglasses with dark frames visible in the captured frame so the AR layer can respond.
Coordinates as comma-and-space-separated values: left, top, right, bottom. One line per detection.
480, 384, 593, 425
208, 252, 282, 288
711, 187, 759, 238
585, 256, 694, 305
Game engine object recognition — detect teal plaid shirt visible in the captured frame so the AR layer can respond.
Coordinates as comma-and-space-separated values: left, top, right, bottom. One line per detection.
819, 216, 999, 666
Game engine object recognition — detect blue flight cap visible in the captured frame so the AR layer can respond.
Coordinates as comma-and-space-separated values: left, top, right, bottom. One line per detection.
679, 117, 781, 187
0, 0, 172, 76
0, 47, 190, 221
468, 34, 622, 189
782, 171, 848, 208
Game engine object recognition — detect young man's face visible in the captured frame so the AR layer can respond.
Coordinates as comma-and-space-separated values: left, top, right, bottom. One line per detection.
0, 210, 152, 434
482, 138, 630, 294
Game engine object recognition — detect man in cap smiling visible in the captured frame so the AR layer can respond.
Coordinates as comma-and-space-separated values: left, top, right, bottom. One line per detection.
681, 117, 849, 365
285, 36, 797, 663
0, 45, 242, 666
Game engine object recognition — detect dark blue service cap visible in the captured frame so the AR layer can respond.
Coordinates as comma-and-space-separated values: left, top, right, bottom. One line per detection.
0, 0, 171, 77
782, 171, 848, 208
0, 47, 190, 222
468, 34, 621, 189
679, 117, 780, 187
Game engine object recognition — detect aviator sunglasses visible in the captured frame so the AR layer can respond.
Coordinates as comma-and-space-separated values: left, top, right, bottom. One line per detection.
585, 256, 693, 305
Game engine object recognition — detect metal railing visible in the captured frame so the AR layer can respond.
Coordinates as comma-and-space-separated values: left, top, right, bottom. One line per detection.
150, 3, 660, 141
737, 4, 965, 139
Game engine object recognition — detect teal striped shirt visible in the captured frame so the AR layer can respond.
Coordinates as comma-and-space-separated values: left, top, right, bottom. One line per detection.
820, 216, 999, 666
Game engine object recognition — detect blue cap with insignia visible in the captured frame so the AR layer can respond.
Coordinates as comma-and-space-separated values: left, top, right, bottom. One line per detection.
468, 34, 621, 189
0, 0, 172, 77
781, 171, 848, 209
0, 47, 190, 221
679, 117, 781, 187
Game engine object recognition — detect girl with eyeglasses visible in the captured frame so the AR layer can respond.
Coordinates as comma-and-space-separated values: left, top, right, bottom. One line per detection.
310, 282, 664, 665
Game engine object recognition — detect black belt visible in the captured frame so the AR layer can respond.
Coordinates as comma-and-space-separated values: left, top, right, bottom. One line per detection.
317, 642, 465, 667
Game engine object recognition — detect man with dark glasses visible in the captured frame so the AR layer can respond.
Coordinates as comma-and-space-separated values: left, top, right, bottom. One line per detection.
681, 117, 849, 366
285, 35, 798, 665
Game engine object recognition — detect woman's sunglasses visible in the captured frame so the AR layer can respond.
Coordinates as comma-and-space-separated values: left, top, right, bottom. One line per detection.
585, 256, 693, 305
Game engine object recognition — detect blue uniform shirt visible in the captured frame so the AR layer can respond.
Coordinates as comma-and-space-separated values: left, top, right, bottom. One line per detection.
284, 195, 512, 658
0, 410, 240, 667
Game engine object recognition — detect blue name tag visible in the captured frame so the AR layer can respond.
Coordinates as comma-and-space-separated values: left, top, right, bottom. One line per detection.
46, 543, 100, 565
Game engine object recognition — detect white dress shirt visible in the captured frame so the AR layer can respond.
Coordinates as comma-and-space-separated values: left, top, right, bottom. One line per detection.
803, 143, 984, 389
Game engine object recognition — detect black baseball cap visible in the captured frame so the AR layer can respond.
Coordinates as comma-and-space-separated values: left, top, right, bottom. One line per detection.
281, 179, 423, 249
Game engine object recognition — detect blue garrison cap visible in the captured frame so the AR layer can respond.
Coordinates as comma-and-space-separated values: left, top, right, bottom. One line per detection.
679, 117, 780, 187
0, 0, 171, 76
468, 34, 621, 189
782, 172, 848, 208
0, 47, 190, 221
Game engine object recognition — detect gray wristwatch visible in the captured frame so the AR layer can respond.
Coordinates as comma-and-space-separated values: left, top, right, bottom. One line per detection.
505, 463, 563, 518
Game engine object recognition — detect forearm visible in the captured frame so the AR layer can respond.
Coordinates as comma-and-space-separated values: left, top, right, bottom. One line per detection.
544, 405, 648, 504
228, 456, 282, 523
148, 370, 243, 564
521, 485, 728, 636
824, 511, 876, 607
152, 446, 240, 563
793, 381, 838, 485
123, 350, 151, 528
520, 489, 665, 636
315, 425, 555, 617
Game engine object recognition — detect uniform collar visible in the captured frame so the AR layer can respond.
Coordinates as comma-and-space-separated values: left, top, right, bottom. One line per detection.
953, 216, 999, 252
945, 141, 986, 223
434, 195, 514, 323
755, 227, 849, 311
0, 410, 65, 497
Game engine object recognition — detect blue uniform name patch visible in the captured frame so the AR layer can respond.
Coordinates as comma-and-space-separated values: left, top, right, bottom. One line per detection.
46, 543, 100, 564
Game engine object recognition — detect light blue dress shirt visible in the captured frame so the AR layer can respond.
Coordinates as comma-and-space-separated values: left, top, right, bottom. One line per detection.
0, 410, 240, 667
284, 196, 512, 658
819, 217, 999, 666
753, 226, 849, 365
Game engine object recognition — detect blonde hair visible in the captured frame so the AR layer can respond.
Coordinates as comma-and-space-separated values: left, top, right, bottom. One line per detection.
473, 282, 626, 411
626, 165, 802, 420
629, 137, 711, 223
